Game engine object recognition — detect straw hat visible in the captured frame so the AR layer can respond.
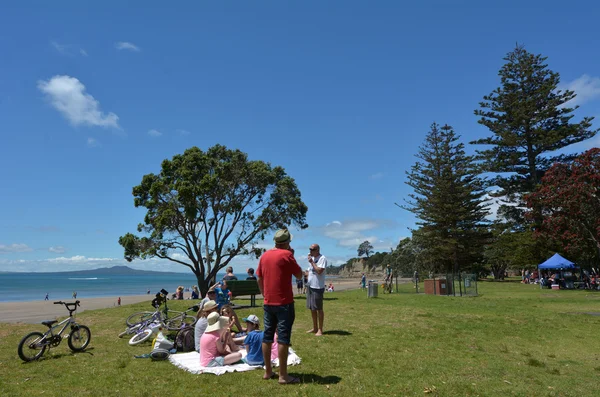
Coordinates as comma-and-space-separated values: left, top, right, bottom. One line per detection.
205, 312, 229, 333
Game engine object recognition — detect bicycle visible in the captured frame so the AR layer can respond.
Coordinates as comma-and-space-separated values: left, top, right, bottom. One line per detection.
119, 304, 166, 345
17, 300, 91, 362
125, 289, 197, 332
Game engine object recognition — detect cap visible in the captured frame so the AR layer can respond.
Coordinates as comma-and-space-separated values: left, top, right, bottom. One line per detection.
274, 228, 292, 243
243, 314, 260, 325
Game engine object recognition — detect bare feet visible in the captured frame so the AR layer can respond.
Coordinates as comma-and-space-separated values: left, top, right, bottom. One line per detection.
315, 330, 323, 336
263, 372, 277, 380
306, 329, 317, 333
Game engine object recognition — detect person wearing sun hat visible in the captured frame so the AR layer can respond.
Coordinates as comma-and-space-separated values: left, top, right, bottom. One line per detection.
256, 227, 303, 384
194, 300, 219, 353
199, 311, 241, 367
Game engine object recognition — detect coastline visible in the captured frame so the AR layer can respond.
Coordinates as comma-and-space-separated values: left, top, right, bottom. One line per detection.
0, 277, 365, 324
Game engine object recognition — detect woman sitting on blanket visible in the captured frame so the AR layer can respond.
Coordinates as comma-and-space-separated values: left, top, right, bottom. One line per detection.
220, 304, 244, 336
194, 300, 219, 352
199, 312, 242, 367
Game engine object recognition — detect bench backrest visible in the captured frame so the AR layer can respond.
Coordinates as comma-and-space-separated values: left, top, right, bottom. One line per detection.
226, 280, 261, 297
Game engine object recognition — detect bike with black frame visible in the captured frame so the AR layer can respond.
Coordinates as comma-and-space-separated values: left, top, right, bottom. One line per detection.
17, 300, 91, 362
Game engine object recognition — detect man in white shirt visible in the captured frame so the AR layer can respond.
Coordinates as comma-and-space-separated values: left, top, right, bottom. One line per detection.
306, 243, 327, 336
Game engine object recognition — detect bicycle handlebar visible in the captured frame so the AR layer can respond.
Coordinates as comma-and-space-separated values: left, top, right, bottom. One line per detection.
53, 300, 81, 308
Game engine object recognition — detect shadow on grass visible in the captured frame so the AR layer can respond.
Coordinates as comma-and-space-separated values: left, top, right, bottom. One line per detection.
323, 297, 338, 301
296, 373, 342, 385
322, 330, 351, 336
21, 347, 95, 363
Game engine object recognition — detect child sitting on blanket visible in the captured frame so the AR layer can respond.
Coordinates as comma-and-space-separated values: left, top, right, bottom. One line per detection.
243, 314, 278, 366
220, 304, 244, 336
199, 312, 242, 367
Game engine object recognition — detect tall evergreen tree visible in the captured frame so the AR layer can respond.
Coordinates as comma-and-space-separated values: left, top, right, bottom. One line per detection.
404, 123, 489, 274
472, 45, 598, 227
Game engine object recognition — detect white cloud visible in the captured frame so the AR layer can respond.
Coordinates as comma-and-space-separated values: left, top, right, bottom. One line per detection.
38, 75, 120, 128
80, 49, 88, 56
51, 41, 69, 55
148, 129, 162, 137
369, 172, 384, 180
87, 137, 100, 147
177, 129, 191, 136
562, 74, 600, 106
115, 41, 141, 52
323, 219, 393, 248
48, 246, 66, 254
0, 243, 33, 254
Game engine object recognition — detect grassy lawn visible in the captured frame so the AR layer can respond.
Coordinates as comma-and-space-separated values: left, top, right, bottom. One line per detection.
1, 281, 599, 396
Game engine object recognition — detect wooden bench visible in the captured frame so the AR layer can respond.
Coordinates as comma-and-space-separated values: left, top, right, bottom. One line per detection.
226, 280, 261, 307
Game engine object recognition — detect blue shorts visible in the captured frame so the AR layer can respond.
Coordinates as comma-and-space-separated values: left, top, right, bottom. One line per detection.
206, 356, 225, 367
263, 303, 295, 345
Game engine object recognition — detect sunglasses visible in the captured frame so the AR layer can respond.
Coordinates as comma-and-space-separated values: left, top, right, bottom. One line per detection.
309, 248, 317, 251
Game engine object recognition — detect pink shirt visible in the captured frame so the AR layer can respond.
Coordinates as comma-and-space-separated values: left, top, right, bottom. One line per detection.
199, 331, 220, 366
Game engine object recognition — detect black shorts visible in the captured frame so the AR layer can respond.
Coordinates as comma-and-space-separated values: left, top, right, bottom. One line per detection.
306, 287, 324, 311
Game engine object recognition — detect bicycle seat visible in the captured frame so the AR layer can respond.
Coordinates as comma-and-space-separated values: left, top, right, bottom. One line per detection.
42, 320, 58, 327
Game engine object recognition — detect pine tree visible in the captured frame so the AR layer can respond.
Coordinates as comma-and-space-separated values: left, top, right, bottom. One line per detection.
472, 45, 598, 227
404, 123, 489, 274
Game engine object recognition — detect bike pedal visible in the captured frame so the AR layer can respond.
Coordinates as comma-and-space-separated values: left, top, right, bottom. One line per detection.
64, 334, 70, 339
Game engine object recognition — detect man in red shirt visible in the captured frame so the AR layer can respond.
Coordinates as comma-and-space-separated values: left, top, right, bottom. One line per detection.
256, 228, 302, 385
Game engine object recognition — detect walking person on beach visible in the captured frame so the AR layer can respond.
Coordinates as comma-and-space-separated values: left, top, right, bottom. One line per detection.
256, 228, 303, 385
118, 297, 121, 306
360, 273, 366, 289
44, 293, 49, 301
72, 291, 77, 299
306, 243, 327, 336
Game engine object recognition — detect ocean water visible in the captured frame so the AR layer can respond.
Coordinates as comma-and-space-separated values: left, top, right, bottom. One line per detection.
0, 271, 246, 302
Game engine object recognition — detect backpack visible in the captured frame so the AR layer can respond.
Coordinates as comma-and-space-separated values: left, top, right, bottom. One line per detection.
175, 326, 195, 352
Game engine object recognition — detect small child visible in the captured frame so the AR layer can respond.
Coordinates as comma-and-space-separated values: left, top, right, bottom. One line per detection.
243, 314, 278, 366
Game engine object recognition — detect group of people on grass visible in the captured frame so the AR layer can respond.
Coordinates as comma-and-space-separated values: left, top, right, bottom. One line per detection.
189, 229, 327, 385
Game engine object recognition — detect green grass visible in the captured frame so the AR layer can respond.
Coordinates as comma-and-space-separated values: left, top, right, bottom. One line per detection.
1, 281, 599, 396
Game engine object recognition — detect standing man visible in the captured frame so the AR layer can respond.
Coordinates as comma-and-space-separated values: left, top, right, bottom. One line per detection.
306, 243, 327, 336
256, 228, 302, 385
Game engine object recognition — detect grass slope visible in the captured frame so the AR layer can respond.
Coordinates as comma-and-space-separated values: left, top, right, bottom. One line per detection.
1, 280, 599, 396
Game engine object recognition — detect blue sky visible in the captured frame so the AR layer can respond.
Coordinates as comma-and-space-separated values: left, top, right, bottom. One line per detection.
1, 1, 599, 273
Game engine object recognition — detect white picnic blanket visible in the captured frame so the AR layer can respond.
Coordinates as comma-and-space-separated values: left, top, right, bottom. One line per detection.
168, 348, 301, 376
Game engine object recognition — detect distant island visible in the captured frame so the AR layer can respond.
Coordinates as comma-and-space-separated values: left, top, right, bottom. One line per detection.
0, 265, 189, 275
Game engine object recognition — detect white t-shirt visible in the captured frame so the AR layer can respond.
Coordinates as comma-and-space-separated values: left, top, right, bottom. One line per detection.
306, 254, 327, 289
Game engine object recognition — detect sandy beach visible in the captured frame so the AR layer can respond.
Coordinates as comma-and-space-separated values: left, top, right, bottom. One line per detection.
0, 277, 366, 324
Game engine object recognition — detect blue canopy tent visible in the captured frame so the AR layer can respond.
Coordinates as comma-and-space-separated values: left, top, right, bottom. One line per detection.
538, 253, 577, 270
538, 253, 578, 289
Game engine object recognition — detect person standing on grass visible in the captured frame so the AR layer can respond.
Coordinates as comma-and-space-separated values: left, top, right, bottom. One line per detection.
306, 243, 327, 336
256, 228, 303, 385
360, 273, 366, 289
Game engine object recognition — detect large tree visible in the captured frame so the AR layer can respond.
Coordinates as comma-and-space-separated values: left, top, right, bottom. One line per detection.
118, 145, 308, 296
527, 148, 600, 263
357, 240, 374, 258
483, 227, 538, 280
404, 123, 490, 274
472, 45, 598, 227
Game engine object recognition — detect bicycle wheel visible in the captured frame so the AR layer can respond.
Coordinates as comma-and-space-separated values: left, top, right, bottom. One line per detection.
126, 311, 154, 327
68, 325, 91, 351
18, 332, 47, 362
164, 314, 196, 331
129, 329, 153, 345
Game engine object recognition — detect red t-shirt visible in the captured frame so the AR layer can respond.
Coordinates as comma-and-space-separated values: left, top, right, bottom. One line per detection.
256, 248, 301, 306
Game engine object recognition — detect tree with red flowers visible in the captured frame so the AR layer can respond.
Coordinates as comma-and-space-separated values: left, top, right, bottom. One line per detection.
527, 148, 600, 262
